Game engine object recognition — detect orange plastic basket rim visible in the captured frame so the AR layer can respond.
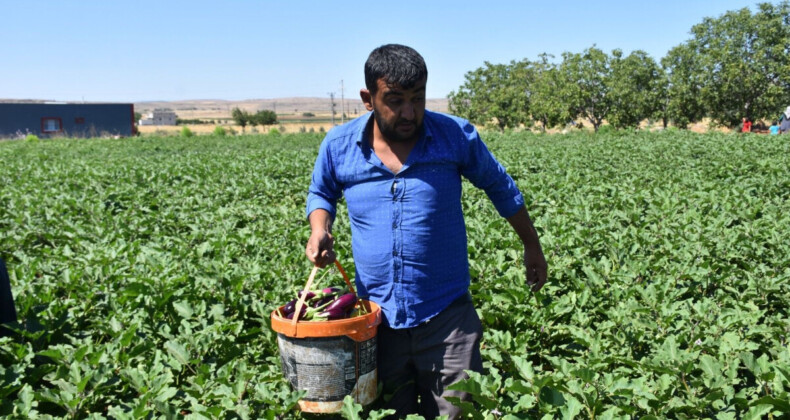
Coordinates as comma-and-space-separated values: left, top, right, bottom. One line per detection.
270, 300, 381, 339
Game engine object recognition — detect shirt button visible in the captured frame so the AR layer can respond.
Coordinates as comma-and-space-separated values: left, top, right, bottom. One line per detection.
392, 250, 397, 256
392, 222, 397, 228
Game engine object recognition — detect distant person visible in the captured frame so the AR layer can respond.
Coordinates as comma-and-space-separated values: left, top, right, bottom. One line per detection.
0, 257, 17, 337
769, 121, 780, 135
781, 106, 790, 134
741, 117, 752, 133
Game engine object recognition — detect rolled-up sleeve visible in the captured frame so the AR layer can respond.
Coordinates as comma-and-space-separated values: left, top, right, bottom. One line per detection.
459, 123, 524, 218
306, 139, 342, 220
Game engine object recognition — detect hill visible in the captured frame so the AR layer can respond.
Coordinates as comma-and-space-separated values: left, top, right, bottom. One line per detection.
134, 97, 449, 120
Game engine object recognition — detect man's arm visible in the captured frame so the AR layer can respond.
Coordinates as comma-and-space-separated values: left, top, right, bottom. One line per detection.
306, 209, 335, 268
305, 135, 342, 268
506, 206, 548, 292
455, 122, 547, 290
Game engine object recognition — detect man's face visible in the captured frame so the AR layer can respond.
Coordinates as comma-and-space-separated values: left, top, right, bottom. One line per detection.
367, 77, 426, 143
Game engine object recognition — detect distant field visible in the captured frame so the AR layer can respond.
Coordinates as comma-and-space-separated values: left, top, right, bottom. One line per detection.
137, 119, 333, 136
135, 97, 449, 135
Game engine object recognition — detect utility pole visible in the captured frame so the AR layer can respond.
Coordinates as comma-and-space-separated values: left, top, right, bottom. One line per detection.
340, 80, 346, 124
328, 92, 336, 126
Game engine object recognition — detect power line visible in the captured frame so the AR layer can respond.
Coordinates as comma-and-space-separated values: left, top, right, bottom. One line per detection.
328, 92, 336, 126
340, 80, 346, 124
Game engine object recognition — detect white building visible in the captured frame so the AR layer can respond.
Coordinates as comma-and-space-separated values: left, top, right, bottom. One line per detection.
139, 109, 177, 126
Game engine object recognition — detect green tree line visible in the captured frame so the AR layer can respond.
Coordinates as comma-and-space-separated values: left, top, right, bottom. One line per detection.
449, 2, 790, 132
231, 108, 278, 133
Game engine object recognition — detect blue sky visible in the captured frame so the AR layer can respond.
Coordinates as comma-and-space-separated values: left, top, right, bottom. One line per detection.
0, 0, 760, 102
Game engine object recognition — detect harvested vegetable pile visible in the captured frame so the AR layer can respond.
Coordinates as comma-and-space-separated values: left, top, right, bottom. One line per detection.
276, 286, 364, 321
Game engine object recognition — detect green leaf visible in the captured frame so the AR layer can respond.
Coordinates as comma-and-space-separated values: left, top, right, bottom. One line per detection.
743, 404, 773, 420
741, 352, 757, 374
173, 300, 194, 319
14, 384, 36, 416
560, 395, 584, 419
339, 395, 363, 420
573, 367, 595, 383
512, 355, 536, 382
164, 340, 190, 366
752, 396, 790, 412
156, 386, 178, 402
699, 354, 722, 379
539, 386, 565, 406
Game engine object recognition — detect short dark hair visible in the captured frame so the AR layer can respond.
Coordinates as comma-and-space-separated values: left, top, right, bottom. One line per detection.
364, 44, 428, 94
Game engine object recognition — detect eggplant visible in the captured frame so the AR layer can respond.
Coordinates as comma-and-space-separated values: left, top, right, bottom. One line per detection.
310, 286, 345, 307
297, 290, 316, 301
321, 286, 344, 295
313, 295, 335, 308
285, 305, 307, 320
282, 298, 298, 315
324, 293, 357, 313
314, 307, 348, 320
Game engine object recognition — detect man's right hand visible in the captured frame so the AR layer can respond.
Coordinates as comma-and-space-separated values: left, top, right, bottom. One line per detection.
306, 209, 336, 267
305, 229, 335, 268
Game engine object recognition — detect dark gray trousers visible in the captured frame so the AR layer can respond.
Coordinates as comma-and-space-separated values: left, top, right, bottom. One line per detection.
377, 295, 483, 419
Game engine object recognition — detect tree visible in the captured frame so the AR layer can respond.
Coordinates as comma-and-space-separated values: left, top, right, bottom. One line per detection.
678, 2, 790, 127
448, 60, 532, 131
231, 108, 250, 133
528, 54, 569, 131
253, 110, 278, 127
659, 44, 705, 129
559, 46, 613, 132
607, 50, 664, 129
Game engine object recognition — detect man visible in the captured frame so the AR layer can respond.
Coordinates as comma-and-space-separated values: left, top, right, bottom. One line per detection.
781, 106, 790, 134
305, 44, 547, 418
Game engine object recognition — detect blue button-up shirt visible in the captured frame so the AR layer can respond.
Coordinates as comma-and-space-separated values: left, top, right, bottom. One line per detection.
306, 110, 524, 328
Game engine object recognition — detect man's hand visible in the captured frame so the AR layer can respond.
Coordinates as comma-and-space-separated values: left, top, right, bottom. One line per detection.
506, 206, 548, 293
306, 209, 335, 267
305, 229, 335, 267
524, 246, 547, 292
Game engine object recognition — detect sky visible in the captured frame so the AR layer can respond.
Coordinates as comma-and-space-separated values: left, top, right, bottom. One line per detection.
0, 0, 762, 102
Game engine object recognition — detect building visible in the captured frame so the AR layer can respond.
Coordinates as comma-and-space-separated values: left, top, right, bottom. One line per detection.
138, 109, 177, 126
0, 102, 135, 138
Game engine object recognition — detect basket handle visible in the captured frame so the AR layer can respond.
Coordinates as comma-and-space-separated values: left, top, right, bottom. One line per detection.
287, 260, 359, 336
333, 260, 356, 295
289, 266, 319, 332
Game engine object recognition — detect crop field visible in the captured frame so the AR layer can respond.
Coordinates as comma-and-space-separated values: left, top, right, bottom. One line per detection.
1, 130, 789, 419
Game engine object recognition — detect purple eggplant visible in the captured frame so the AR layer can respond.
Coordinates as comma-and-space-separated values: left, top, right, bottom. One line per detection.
285, 305, 307, 320
309, 286, 345, 307
322, 286, 343, 294
297, 290, 316, 301
313, 295, 335, 308
314, 306, 348, 320
282, 298, 298, 316
324, 293, 357, 313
